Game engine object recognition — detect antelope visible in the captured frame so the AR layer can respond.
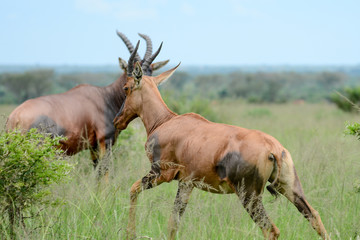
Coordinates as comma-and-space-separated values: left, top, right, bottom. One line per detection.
6, 32, 168, 177
113, 61, 331, 240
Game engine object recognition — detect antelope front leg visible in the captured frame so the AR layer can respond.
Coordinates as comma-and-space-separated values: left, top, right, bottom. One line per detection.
168, 181, 194, 240
126, 170, 164, 240
127, 179, 141, 240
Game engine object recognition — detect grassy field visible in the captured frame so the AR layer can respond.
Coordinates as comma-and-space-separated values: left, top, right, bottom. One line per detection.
1, 102, 360, 240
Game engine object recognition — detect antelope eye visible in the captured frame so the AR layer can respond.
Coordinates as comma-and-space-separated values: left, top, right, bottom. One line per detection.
123, 87, 129, 91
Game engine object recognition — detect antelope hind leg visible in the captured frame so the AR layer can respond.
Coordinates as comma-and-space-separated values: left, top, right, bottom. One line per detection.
237, 189, 280, 240
97, 140, 110, 182
90, 147, 99, 170
276, 165, 330, 239
91, 140, 110, 183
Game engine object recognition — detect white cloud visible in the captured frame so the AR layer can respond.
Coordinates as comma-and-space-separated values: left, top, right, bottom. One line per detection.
180, 2, 195, 16
74, 0, 159, 20
5, 13, 19, 22
75, 0, 111, 14
113, 8, 157, 20
229, 1, 263, 18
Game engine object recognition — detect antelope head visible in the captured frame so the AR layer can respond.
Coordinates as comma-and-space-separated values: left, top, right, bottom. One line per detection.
113, 43, 179, 131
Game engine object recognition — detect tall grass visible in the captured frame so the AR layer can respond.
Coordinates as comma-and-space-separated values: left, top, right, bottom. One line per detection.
1, 102, 359, 239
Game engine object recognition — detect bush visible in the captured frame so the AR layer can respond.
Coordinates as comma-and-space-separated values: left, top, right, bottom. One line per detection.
0, 129, 72, 237
161, 90, 221, 122
330, 87, 360, 112
344, 121, 360, 194
345, 122, 360, 140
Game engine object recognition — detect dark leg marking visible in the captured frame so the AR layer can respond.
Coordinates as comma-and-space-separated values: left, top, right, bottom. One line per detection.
293, 193, 313, 220
143, 133, 162, 189
216, 152, 264, 194
141, 169, 159, 189
29, 115, 66, 137
216, 152, 278, 236
292, 166, 313, 219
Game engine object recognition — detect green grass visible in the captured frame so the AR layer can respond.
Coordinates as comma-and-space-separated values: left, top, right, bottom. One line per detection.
1, 102, 360, 239
0, 104, 16, 127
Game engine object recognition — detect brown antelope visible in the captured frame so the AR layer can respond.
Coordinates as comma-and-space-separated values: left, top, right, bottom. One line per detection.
113, 61, 330, 240
6, 32, 168, 177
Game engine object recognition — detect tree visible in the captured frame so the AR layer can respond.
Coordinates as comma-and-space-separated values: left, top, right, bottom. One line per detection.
318, 72, 346, 90
0, 129, 72, 238
330, 87, 360, 112
0, 70, 54, 103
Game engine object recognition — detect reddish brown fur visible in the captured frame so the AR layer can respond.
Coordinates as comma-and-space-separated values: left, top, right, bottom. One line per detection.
7, 74, 126, 155
145, 115, 280, 192
114, 62, 330, 240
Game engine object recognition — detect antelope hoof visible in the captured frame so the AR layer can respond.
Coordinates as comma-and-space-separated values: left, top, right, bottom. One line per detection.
126, 229, 136, 240
263, 227, 280, 240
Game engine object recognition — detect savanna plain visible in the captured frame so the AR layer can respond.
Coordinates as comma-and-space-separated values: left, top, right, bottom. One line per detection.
0, 101, 359, 240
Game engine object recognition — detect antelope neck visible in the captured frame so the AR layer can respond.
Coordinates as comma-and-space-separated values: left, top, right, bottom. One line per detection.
139, 88, 176, 136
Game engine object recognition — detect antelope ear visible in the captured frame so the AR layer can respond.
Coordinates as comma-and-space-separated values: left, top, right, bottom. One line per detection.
153, 62, 180, 86
133, 61, 143, 86
118, 57, 127, 73
151, 59, 170, 72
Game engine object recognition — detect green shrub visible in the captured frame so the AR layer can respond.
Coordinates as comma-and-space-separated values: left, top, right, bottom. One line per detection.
344, 121, 360, 194
330, 87, 360, 112
0, 128, 72, 237
345, 122, 360, 140
161, 90, 221, 122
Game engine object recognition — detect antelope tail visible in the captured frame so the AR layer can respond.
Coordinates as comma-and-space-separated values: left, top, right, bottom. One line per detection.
266, 151, 284, 197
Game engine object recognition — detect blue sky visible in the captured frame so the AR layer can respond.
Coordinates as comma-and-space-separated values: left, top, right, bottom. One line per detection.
0, 0, 359, 66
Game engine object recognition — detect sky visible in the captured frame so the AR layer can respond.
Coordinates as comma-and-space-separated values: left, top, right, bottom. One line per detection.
0, 0, 359, 66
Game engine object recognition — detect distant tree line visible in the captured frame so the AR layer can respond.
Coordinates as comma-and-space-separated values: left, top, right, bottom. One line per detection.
1, 68, 359, 108
0, 70, 53, 104
161, 70, 351, 103
0, 70, 119, 104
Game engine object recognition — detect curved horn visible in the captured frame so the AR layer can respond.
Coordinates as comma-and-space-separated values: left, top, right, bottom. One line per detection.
142, 42, 163, 75
116, 31, 141, 62
138, 33, 153, 63
127, 40, 140, 76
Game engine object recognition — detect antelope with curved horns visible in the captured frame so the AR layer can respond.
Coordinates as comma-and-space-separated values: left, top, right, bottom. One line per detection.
6, 32, 168, 177
113, 62, 330, 240
116, 31, 169, 76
